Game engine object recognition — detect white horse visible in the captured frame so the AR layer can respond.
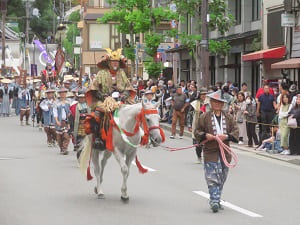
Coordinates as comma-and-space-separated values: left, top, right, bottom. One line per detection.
91, 101, 164, 201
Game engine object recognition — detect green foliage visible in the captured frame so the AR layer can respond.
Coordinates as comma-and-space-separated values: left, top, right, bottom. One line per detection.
209, 0, 235, 35
145, 33, 163, 57
179, 33, 202, 53
251, 31, 262, 51
7, 0, 25, 33
68, 10, 80, 22
144, 58, 163, 79
63, 11, 80, 60
123, 46, 135, 61
209, 40, 231, 55
30, 6, 55, 39
173, 0, 235, 55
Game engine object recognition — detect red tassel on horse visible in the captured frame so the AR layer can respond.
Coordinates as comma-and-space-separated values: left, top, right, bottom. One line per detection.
135, 156, 148, 174
159, 127, 165, 142
106, 119, 114, 152
87, 166, 93, 181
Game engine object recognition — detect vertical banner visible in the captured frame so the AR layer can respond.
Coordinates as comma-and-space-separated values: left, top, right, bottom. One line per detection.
20, 70, 27, 87
55, 48, 65, 74
31, 64, 37, 77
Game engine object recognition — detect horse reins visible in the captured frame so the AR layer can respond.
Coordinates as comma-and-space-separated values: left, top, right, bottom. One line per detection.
161, 136, 238, 168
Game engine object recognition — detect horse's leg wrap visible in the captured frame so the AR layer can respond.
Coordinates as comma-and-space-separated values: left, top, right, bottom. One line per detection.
114, 148, 129, 199
92, 150, 104, 197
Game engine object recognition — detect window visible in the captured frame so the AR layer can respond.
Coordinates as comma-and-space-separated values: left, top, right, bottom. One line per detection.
252, 0, 261, 21
89, 24, 110, 50
88, 0, 104, 8
235, 0, 241, 25
267, 10, 284, 47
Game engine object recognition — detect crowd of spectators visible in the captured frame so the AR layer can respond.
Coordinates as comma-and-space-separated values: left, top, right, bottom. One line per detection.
135, 77, 300, 157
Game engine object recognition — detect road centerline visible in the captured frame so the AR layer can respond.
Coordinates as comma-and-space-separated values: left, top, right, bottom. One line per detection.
193, 190, 263, 218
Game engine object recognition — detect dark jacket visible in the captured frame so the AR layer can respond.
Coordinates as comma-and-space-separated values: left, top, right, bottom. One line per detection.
289, 106, 300, 126
194, 111, 239, 163
245, 103, 257, 123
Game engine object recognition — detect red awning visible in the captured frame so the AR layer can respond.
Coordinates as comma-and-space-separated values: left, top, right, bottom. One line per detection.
242, 46, 286, 62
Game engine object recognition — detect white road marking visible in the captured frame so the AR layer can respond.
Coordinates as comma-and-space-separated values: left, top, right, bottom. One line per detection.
193, 191, 263, 218
132, 161, 157, 172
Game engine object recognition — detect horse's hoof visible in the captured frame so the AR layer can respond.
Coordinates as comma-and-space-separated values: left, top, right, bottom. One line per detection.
94, 187, 98, 194
121, 196, 129, 202
98, 194, 105, 199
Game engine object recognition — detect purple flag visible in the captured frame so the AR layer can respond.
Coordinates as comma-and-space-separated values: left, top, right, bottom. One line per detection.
33, 40, 54, 64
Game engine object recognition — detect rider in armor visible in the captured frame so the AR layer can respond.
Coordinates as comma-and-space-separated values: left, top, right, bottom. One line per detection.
84, 48, 135, 151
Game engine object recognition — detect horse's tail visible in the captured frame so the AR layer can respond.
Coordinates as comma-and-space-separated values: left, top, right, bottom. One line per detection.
135, 156, 148, 174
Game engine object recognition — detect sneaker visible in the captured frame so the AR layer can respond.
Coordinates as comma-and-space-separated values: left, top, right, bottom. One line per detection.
218, 203, 224, 210
179, 136, 183, 139
280, 150, 290, 155
20, 121, 24, 126
238, 141, 244, 145
211, 202, 219, 213
170, 135, 175, 139
47, 142, 52, 147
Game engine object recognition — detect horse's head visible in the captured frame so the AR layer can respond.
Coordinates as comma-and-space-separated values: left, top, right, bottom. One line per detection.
142, 100, 165, 147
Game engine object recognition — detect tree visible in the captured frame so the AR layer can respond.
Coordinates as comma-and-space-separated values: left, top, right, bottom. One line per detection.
173, 0, 235, 88
99, 0, 177, 78
7, 0, 26, 33
63, 10, 80, 67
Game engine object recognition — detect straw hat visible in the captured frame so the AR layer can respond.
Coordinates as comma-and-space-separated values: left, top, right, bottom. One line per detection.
57, 87, 68, 93
207, 90, 227, 103
1, 78, 12, 84
64, 75, 73, 81
33, 79, 41, 83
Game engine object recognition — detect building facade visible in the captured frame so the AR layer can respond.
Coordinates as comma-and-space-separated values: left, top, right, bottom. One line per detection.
79, 0, 121, 75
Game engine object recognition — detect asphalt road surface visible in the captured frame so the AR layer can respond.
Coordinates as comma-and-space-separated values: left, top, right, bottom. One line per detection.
1, 116, 300, 225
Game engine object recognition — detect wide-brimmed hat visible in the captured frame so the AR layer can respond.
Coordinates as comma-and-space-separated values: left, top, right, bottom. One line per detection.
145, 90, 154, 95
207, 90, 227, 103
66, 92, 75, 98
57, 87, 68, 93
45, 88, 56, 93
78, 89, 86, 97
289, 84, 297, 92
199, 87, 208, 95
33, 79, 41, 83
1, 78, 12, 84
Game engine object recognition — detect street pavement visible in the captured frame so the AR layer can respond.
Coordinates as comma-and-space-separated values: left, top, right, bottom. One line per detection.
1, 116, 300, 225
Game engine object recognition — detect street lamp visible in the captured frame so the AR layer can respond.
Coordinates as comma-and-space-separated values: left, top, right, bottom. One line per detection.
1, 0, 8, 76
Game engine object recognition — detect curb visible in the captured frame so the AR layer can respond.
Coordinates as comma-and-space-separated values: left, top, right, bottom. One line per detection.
160, 123, 300, 166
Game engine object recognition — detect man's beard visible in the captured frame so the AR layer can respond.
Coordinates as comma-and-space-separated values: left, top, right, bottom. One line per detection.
112, 66, 118, 71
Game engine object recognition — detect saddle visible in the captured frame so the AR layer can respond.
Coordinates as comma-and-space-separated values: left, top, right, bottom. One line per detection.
84, 97, 119, 150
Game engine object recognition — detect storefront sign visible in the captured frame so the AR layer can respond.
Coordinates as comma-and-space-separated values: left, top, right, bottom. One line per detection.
281, 13, 295, 27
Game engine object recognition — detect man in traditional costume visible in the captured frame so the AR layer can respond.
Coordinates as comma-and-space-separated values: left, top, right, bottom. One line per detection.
89, 48, 134, 102
18, 84, 32, 126
0, 79, 13, 117
40, 88, 56, 147
72, 90, 90, 157
194, 90, 239, 213
42, 63, 57, 86
53, 88, 71, 155
84, 48, 135, 150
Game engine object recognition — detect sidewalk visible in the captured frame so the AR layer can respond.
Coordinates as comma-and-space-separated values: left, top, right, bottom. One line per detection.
160, 122, 300, 166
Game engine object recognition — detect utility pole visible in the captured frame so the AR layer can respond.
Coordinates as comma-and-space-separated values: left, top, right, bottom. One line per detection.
53, 0, 56, 39
25, 0, 29, 44
1, 0, 7, 76
200, 0, 210, 88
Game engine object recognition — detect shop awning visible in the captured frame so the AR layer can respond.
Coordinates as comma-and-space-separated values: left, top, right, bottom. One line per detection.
271, 58, 300, 69
242, 46, 286, 62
